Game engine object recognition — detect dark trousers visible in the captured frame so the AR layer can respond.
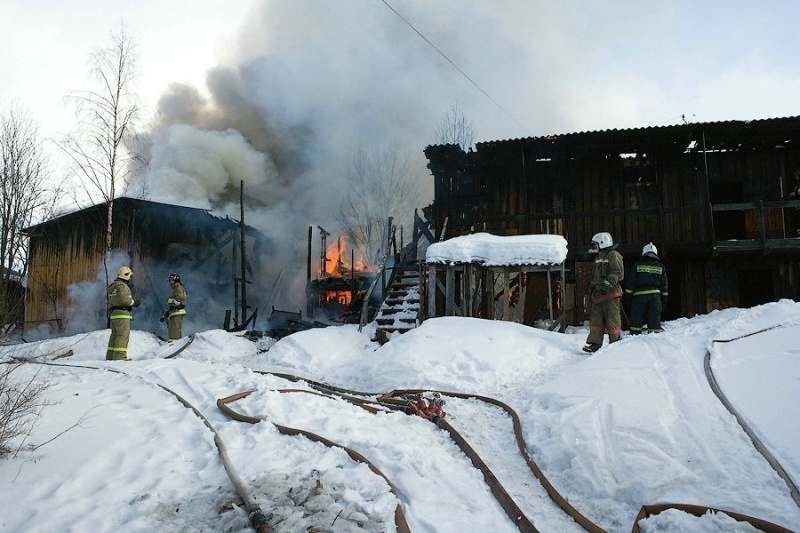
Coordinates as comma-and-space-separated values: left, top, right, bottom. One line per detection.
630, 294, 663, 334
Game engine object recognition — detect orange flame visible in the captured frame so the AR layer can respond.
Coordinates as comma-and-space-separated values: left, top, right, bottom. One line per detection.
322, 236, 372, 277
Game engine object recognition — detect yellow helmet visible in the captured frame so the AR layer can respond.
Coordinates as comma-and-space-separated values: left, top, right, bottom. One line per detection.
117, 266, 133, 281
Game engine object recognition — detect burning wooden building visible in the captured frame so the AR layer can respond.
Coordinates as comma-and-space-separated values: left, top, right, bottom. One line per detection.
304, 225, 377, 323
23, 197, 269, 336
424, 116, 800, 325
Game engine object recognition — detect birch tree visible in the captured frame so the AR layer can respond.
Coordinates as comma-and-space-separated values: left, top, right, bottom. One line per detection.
60, 26, 142, 262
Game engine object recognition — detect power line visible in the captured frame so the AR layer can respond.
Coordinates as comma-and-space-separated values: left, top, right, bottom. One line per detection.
379, 0, 527, 134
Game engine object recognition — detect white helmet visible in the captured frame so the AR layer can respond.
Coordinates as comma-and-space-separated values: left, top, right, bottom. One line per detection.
642, 242, 658, 257
117, 266, 133, 281
591, 232, 614, 250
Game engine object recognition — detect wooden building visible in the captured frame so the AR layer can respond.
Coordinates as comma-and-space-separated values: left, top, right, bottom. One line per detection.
24, 197, 268, 335
424, 116, 800, 324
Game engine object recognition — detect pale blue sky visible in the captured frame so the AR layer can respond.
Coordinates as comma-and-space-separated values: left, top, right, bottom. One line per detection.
2, 1, 798, 179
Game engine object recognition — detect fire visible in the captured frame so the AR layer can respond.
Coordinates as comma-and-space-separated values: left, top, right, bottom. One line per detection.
321, 236, 372, 277
309, 232, 378, 321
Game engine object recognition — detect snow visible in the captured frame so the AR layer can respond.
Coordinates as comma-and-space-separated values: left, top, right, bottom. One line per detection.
1, 300, 800, 532
425, 233, 568, 266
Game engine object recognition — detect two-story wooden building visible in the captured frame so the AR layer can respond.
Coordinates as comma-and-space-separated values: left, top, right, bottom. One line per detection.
424, 116, 800, 325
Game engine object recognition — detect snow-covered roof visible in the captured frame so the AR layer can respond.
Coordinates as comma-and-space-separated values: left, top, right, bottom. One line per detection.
425, 233, 568, 266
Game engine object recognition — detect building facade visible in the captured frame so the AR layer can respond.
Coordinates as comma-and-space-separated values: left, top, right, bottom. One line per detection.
424, 116, 800, 324
24, 197, 268, 335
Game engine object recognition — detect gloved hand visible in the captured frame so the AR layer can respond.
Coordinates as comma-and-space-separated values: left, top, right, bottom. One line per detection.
159, 316, 166, 323
600, 279, 615, 293
661, 295, 668, 308
133, 299, 142, 307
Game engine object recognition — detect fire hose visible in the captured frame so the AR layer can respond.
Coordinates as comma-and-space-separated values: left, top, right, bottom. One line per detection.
243, 370, 796, 533
8, 352, 273, 533
217, 389, 411, 533
709, 328, 800, 508
8, 337, 796, 532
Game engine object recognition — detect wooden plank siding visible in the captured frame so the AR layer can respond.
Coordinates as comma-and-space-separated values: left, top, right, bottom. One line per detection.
23, 198, 268, 336
424, 116, 800, 324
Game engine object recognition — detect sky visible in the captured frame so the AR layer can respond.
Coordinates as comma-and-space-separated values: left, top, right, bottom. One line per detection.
0, 298, 799, 532
4, 1, 800, 322
3, 3, 799, 229
3, 1, 800, 211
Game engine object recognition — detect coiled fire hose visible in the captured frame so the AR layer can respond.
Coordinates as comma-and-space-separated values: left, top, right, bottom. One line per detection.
9, 329, 796, 533
245, 371, 796, 533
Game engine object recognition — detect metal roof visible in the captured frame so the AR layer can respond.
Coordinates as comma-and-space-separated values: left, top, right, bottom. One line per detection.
472, 115, 800, 148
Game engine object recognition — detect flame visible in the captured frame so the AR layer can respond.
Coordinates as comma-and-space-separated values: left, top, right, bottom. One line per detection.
322, 236, 372, 277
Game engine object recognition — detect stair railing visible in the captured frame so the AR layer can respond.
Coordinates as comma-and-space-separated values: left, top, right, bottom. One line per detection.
359, 211, 433, 332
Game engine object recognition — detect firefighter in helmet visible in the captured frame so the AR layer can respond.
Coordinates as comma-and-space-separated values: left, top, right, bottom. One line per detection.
625, 243, 668, 334
163, 273, 187, 341
106, 266, 142, 360
583, 232, 624, 353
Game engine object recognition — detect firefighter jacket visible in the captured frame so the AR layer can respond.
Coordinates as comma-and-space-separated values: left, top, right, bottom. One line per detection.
107, 278, 138, 320
625, 253, 668, 298
167, 282, 187, 318
591, 246, 624, 296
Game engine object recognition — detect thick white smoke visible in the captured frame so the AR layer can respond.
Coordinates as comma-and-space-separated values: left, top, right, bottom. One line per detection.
147, 125, 280, 210
138, 0, 800, 315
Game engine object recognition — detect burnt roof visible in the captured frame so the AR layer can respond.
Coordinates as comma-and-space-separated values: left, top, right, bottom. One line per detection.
425, 115, 800, 156
474, 115, 800, 151
25, 197, 244, 233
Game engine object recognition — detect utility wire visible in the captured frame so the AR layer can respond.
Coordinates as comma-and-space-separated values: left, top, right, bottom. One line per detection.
379, 0, 527, 135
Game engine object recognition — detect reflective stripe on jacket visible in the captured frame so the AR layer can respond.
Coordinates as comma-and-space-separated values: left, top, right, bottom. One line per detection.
625, 254, 668, 298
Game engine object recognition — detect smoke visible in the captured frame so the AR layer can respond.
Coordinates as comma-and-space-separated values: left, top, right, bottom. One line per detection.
133, 2, 646, 315
135, 0, 797, 316
138, 1, 467, 313
147, 125, 281, 210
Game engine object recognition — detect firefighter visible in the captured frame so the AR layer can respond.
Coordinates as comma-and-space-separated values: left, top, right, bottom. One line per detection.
625, 243, 668, 334
582, 232, 624, 353
106, 266, 142, 360
163, 272, 187, 341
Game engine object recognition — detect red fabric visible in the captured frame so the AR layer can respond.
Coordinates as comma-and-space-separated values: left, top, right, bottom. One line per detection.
407, 394, 446, 420
590, 288, 623, 303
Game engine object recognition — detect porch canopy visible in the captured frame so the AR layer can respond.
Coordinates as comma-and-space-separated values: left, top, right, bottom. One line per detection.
423, 233, 569, 330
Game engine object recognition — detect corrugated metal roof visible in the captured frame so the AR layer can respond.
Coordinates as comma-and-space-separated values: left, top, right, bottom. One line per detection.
24, 197, 234, 233
472, 115, 800, 147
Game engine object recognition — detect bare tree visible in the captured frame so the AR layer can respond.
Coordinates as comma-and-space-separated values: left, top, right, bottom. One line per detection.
336, 143, 421, 263
60, 26, 142, 259
434, 101, 476, 150
0, 362, 51, 456
0, 104, 56, 331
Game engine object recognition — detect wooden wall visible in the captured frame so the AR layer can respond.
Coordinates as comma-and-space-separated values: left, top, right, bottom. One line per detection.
424, 117, 800, 321
24, 198, 266, 335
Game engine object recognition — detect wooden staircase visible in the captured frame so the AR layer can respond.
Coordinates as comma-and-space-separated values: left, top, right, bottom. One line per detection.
358, 211, 435, 342
373, 268, 421, 339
